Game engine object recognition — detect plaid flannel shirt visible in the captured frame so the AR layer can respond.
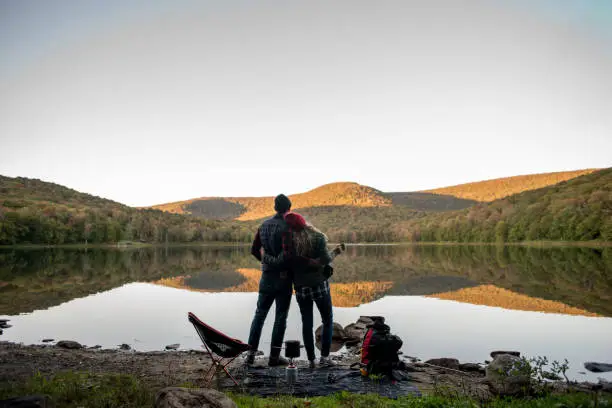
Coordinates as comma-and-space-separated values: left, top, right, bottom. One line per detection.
295, 279, 330, 302
251, 219, 292, 264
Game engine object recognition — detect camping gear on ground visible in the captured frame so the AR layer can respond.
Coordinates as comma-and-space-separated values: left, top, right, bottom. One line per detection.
187, 312, 250, 387
284, 340, 301, 360
285, 364, 298, 384
284, 339, 301, 384
360, 317, 403, 378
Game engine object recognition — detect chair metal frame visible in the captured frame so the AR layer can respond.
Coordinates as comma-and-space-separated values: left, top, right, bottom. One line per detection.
188, 312, 250, 387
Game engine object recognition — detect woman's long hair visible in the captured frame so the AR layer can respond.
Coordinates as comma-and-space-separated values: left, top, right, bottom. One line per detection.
293, 223, 327, 257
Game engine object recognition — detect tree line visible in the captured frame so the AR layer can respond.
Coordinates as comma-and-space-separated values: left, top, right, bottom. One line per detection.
0, 176, 255, 245
1, 169, 610, 245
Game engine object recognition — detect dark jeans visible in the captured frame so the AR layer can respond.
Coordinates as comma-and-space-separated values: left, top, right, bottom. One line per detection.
297, 291, 333, 361
247, 276, 292, 356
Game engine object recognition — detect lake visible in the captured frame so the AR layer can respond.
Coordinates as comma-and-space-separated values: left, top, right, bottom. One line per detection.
1, 244, 611, 382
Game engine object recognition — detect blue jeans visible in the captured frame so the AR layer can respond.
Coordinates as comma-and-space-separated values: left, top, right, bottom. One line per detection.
247, 275, 292, 356
297, 291, 333, 361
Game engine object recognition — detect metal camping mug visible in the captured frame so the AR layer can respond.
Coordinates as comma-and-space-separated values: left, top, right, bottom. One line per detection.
285, 364, 298, 384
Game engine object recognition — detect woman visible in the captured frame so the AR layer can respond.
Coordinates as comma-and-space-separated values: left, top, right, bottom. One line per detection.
264, 212, 344, 368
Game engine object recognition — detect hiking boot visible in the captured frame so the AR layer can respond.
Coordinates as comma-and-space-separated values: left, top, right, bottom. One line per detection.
268, 356, 290, 367
246, 351, 256, 365
308, 360, 316, 369
319, 356, 337, 367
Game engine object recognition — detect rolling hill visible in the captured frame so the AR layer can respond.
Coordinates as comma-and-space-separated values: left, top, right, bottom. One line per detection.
0, 175, 253, 245
0, 175, 127, 213
150, 169, 598, 221
423, 169, 598, 202
395, 168, 612, 243
151, 182, 392, 221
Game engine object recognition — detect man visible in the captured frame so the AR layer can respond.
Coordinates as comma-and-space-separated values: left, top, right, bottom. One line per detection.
246, 194, 293, 366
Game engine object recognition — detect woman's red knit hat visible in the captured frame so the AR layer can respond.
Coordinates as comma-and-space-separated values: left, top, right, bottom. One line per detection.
284, 212, 307, 230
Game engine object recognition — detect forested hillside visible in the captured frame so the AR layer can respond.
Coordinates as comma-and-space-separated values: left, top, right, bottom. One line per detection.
1, 168, 608, 245
424, 169, 597, 202
386, 192, 477, 211
0, 176, 255, 245
396, 168, 612, 243
297, 205, 425, 243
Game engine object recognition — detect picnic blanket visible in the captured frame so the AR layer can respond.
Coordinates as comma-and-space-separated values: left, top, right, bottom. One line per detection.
220, 366, 421, 398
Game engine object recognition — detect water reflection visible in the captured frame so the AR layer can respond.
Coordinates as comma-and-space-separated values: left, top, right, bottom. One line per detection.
1, 245, 611, 382
1, 283, 610, 382
1, 245, 611, 316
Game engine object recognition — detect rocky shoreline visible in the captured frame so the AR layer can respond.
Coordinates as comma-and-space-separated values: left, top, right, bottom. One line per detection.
2, 342, 611, 402
2, 340, 610, 402
0, 340, 492, 398
1, 316, 611, 402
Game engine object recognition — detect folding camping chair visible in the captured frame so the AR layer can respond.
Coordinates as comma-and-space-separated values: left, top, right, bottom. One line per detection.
187, 312, 251, 387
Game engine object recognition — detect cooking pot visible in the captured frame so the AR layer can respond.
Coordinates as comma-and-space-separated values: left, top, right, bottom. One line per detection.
284, 340, 301, 359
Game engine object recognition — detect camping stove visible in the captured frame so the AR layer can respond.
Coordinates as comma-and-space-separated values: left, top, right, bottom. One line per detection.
284, 340, 301, 384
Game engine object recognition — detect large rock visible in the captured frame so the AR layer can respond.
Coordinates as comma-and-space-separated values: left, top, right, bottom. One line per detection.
315, 322, 345, 341
315, 339, 344, 352
598, 378, 612, 392
459, 363, 485, 374
584, 362, 612, 373
485, 354, 531, 396
55, 341, 82, 350
343, 323, 367, 342
356, 316, 375, 326
425, 358, 460, 370
0, 395, 54, 407
155, 387, 236, 408
490, 350, 520, 359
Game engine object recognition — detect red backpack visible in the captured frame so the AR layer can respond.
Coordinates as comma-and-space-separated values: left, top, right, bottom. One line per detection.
360, 318, 403, 377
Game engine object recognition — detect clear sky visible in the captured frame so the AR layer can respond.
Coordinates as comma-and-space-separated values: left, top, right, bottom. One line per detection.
1, 0, 611, 206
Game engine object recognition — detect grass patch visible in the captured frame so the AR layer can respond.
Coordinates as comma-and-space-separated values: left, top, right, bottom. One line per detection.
0, 373, 608, 408
231, 391, 609, 408
0, 372, 154, 408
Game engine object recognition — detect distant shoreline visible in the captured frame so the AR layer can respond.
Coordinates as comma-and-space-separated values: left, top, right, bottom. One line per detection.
1, 240, 610, 249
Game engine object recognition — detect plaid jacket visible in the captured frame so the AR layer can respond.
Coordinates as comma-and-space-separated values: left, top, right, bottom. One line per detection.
251, 214, 291, 273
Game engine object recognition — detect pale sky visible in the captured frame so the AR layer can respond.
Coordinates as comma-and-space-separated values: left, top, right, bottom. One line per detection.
1, 0, 611, 206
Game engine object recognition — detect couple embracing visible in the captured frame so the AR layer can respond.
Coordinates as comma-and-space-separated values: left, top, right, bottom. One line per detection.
247, 194, 344, 368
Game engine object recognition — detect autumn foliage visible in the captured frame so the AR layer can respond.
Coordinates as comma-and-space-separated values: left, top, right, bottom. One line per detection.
0, 168, 609, 245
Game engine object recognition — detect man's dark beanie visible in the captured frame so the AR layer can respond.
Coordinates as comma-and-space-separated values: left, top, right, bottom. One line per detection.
274, 194, 291, 213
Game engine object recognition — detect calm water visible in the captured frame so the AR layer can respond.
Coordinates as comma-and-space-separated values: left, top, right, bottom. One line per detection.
1, 245, 611, 381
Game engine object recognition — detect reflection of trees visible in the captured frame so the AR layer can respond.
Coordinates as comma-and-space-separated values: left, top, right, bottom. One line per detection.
409, 245, 612, 316
324, 245, 612, 315
1, 245, 610, 316
0, 247, 260, 315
